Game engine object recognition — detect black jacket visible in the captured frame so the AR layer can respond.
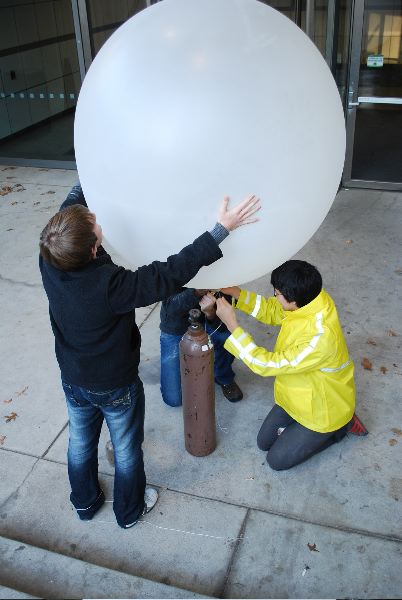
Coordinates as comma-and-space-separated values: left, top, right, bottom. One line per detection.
40, 190, 222, 390
160, 289, 230, 336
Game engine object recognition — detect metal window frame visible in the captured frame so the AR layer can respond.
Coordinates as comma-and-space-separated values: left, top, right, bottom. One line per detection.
75, 0, 93, 73
305, 0, 315, 39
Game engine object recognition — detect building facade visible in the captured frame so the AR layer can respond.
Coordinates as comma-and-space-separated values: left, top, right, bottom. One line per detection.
0, 0, 401, 190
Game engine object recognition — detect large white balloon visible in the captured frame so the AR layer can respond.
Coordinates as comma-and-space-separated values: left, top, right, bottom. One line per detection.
75, 0, 345, 288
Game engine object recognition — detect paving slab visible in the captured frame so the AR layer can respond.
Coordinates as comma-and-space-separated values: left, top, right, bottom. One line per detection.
0, 535, 210, 600
0, 459, 247, 598
0, 452, 37, 506
0, 584, 37, 599
224, 508, 402, 599
0, 280, 67, 456
0, 182, 64, 285
0, 165, 77, 187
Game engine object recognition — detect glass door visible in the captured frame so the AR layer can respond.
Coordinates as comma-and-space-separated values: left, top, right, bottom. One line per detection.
344, 0, 402, 189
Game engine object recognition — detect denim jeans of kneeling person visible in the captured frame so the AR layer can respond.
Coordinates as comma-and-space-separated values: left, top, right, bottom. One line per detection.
62, 376, 145, 528
160, 322, 235, 407
257, 404, 350, 471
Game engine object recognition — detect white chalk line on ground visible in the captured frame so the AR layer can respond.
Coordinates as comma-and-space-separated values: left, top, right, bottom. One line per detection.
98, 502, 245, 540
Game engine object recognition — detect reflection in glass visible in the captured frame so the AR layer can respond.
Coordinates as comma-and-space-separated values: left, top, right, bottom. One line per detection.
86, 0, 147, 57
0, 0, 81, 162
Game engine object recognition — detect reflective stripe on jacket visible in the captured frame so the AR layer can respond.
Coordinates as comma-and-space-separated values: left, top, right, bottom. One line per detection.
224, 289, 355, 433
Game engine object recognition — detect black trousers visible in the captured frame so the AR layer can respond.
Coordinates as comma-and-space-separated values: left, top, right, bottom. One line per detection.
257, 404, 349, 471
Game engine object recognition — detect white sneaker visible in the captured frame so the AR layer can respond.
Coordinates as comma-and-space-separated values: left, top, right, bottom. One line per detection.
142, 487, 158, 515
123, 487, 159, 529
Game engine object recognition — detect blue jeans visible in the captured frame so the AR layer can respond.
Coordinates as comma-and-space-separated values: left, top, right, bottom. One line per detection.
62, 376, 146, 528
160, 324, 235, 407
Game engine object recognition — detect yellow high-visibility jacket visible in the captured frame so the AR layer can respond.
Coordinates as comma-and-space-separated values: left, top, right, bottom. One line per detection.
224, 289, 355, 433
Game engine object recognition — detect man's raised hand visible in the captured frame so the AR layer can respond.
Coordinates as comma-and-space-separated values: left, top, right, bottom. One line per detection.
217, 194, 261, 232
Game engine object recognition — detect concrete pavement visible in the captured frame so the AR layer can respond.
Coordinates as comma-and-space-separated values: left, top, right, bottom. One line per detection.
0, 165, 401, 599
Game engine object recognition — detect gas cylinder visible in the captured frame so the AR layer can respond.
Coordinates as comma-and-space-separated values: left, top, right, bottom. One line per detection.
179, 308, 216, 456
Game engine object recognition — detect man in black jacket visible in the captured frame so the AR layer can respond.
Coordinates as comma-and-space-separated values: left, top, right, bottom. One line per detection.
39, 184, 260, 529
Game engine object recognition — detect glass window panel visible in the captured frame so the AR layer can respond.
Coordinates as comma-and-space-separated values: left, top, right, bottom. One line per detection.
86, 0, 147, 58
0, 0, 81, 162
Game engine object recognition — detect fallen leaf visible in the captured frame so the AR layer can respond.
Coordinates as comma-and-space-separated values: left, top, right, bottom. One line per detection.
6, 228, 14, 231
391, 428, 402, 437
307, 543, 319, 552
361, 358, 373, 371
367, 339, 377, 346
16, 386, 28, 397
5, 412, 18, 423
395, 268, 402, 275
380, 366, 388, 374
0, 186, 13, 196
388, 330, 398, 337
389, 439, 397, 446
0, 435, 6, 445
3, 399, 12, 404
345, 239, 353, 244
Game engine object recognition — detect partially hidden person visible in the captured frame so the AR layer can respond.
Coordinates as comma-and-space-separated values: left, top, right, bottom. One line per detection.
39, 184, 260, 528
160, 288, 243, 407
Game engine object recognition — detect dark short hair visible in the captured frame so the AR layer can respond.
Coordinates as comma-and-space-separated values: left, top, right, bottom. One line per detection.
271, 260, 322, 308
40, 204, 97, 271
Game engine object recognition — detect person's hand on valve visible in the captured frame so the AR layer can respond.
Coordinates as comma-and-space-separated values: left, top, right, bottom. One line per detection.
199, 292, 217, 320
216, 296, 239, 333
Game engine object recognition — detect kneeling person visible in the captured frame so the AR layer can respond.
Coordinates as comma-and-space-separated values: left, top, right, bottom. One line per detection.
216, 260, 356, 471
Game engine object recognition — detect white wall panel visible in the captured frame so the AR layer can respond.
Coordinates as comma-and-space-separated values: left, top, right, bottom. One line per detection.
0, 8, 19, 52
55, 0, 74, 36
36, 1, 58, 40
0, 54, 27, 94
0, 99, 12, 139
15, 4, 39, 46
28, 83, 50, 125
6, 94, 32, 134
22, 48, 45, 88
41, 43, 62, 81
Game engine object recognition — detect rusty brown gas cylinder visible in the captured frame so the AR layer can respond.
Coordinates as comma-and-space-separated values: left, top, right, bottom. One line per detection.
180, 308, 216, 456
